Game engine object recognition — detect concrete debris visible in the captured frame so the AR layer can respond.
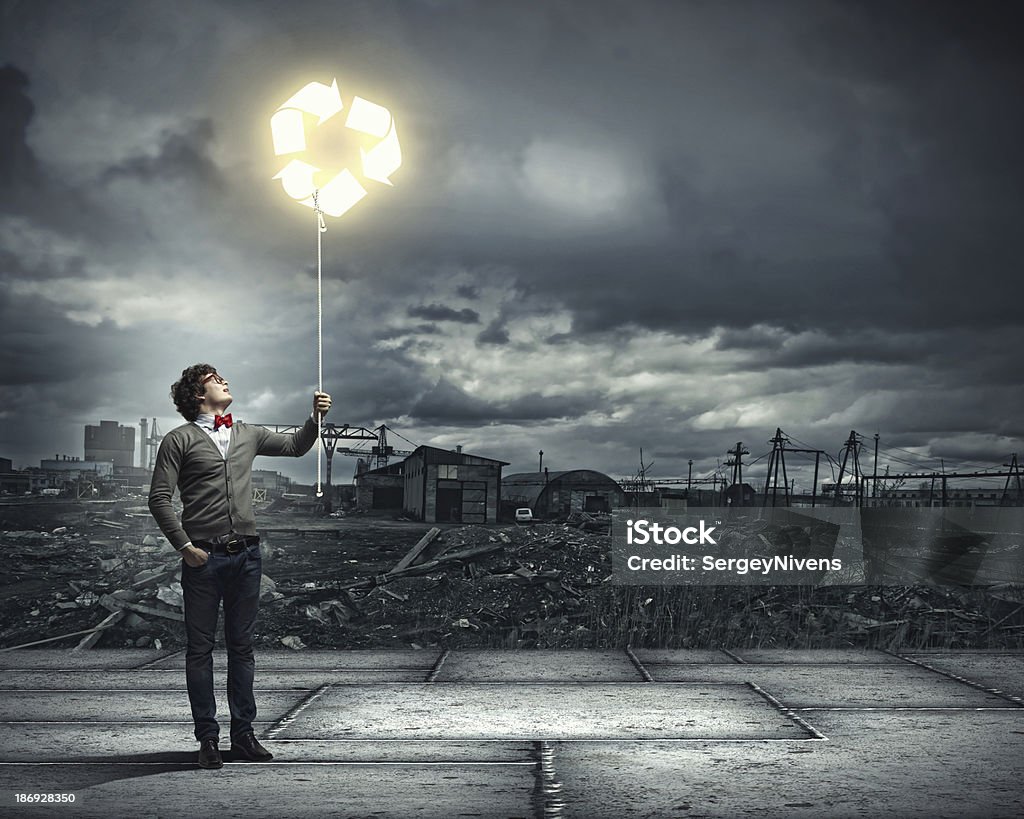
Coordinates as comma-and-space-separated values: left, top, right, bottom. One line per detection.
156, 583, 184, 609
259, 574, 280, 604
124, 613, 148, 630
304, 605, 332, 626
133, 567, 166, 585
1, 502, 1022, 652
280, 635, 306, 650
99, 593, 184, 622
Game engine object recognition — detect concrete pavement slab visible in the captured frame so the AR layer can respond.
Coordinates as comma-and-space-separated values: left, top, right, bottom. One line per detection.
276, 683, 813, 740
729, 649, 905, 664
0, 724, 534, 763
0, 669, 428, 690
907, 649, 1024, 654
0, 691, 307, 722
901, 653, 1024, 701
144, 649, 441, 670
0, 650, 171, 669
622, 649, 737, 664
434, 650, 644, 681
0, 723, 267, 762
646, 663, 1014, 708
3, 649, 1022, 817
547, 710, 1024, 818
0, 762, 536, 819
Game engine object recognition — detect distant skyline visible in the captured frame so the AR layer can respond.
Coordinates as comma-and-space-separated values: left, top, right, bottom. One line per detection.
2, 1, 1023, 489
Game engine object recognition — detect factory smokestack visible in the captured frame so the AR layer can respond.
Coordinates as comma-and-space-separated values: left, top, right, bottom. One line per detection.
140, 418, 148, 468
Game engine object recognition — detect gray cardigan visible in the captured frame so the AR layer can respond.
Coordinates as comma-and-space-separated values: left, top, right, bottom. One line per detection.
148, 417, 318, 550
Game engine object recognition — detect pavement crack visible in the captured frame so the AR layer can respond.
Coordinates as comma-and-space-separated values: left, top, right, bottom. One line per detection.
425, 648, 450, 682
885, 649, 1024, 707
530, 740, 565, 819
624, 645, 654, 681
746, 681, 828, 741
263, 683, 333, 740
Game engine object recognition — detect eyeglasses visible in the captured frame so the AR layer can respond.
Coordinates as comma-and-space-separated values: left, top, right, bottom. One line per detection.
201, 373, 228, 386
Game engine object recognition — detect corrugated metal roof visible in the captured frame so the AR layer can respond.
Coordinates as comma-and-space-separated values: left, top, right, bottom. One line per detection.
501, 469, 625, 507
503, 469, 621, 486
406, 445, 510, 466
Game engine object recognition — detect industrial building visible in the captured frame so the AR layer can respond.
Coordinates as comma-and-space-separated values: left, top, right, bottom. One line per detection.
0, 457, 29, 494
404, 445, 507, 523
84, 421, 135, 468
501, 469, 625, 519
354, 461, 405, 512
40, 456, 114, 478
251, 469, 293, 494
875, 486, 1009, 508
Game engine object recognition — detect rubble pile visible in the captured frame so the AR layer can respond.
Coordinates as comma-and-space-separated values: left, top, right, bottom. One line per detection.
266, 522, 614, 649
259, 520, 1024, 651
1, 504, 1022, 652
1, 524, 185, 650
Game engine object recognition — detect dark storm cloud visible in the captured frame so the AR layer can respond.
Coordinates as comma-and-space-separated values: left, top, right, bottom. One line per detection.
0, 61, 150, 458
100, 118, 222, 188
0, 60, 140, 242
920, 437, 1022, 467
408, 379, 495, 425
795, 1, 1024, 327
718, 328, 936, 369
476, 319, 510, 346
320, 345, 432, 425
0, 290, 88, 387
0, 284, 164, 467
410, 378, 603, 426
406, 304, 480, 324
375, 324, 443, 340
714, 326, 786, 353
2, 0, 1023, 479
0, 63, 40, 191
367, 0, 1024, 345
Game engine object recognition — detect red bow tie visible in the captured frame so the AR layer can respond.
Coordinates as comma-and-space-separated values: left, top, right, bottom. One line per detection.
213, 414, 233, 430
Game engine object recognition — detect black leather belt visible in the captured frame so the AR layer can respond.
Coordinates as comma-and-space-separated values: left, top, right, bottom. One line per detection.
193, 534, 260, 554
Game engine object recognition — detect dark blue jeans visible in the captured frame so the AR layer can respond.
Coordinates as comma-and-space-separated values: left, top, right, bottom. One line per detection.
180, 542, 262, 743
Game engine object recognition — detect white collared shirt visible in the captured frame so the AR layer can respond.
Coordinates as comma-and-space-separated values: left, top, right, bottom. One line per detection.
193, 413, 232, 459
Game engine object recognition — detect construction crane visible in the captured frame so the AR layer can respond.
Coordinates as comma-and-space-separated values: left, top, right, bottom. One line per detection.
250, 422, 379, 511
335, 424, 415, 472
139, 418, 164, 470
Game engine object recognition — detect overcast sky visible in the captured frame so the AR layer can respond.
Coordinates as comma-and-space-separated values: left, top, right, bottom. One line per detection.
1, 0, 1022, 490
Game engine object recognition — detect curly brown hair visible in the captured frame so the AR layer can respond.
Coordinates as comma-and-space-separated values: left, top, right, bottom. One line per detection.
171, 363, 218, 421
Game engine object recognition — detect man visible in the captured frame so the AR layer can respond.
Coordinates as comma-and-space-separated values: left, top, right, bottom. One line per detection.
148, 363, 332, 770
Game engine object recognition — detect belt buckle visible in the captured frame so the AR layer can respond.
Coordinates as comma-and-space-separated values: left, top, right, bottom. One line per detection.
225, 536, 244, 554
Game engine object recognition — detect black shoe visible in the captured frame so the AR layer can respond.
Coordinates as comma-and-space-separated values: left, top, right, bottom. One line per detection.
230, 731, 273, 762
198, 737, 223, 769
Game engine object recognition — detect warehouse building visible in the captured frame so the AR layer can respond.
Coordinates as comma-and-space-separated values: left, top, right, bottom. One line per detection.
354, 461, 405, 512
404, 445, 507, 523
501, 469, 626, 519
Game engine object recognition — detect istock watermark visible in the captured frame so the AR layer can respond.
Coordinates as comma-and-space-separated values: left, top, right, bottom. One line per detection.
625, 518, 718, 546
611, 507, 1024, 586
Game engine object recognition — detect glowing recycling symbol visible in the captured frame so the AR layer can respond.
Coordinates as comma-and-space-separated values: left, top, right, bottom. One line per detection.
271, 78, 401, 217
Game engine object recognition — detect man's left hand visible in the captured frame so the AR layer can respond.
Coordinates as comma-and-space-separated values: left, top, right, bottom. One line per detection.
313, 391, 332, 419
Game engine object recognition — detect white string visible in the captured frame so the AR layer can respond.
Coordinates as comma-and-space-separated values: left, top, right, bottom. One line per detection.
314, 190, 327, 498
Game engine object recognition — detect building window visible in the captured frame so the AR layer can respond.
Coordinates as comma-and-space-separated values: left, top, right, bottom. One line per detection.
438, 464, 459, 479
